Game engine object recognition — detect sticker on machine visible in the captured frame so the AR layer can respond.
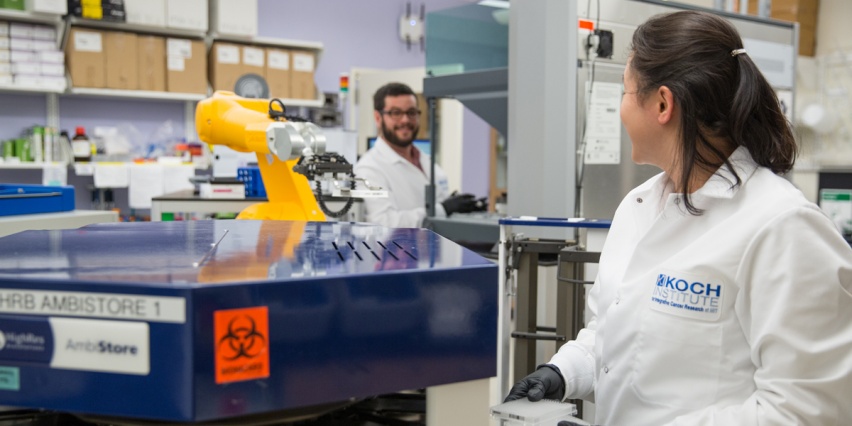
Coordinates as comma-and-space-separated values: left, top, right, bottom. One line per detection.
49, 317, 149, 375
214, 307, 270, 384
649, 269, 725, 321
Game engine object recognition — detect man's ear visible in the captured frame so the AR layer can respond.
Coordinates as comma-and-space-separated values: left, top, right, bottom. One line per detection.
657, 86, 675, 125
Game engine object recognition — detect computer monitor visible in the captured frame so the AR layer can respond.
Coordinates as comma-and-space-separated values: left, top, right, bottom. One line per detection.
366, 137, 431, 157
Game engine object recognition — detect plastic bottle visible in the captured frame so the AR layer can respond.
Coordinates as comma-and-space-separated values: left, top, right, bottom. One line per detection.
72, 126, 92, 162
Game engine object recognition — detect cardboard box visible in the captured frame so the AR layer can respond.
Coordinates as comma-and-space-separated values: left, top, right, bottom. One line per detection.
39, 62, 64, 76
33, 25, 56, 41
10, 50, 36, 63
751, 0, 819, 56
209, 42, 241, 92
10, 38, 33, 51
26, 0, 67, 14
166, 0, 207, 32
32, 40, 54, 51
265, 47, 290, 99
137, 35, 165, 91
241, 45, 264, 79
9, 23, 34, 39
166, 38, 206, 94
38, 50, 64, 63
11, 62, 38, 75
290, 51, 316, 100
0, 22, 8, 36
66, 27, 105, 88
0, 37, 7, 50
213, 0, 257, 37
105, 31, 138, 89
0, 49, 10, 63
0, 62, 9, 74
125, 0, 166, 27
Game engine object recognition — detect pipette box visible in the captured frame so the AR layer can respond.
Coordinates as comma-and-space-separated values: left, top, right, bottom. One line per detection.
490, 399, 582, 426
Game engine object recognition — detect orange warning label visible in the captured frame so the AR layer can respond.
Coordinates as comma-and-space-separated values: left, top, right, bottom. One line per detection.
214, 306, 270, 384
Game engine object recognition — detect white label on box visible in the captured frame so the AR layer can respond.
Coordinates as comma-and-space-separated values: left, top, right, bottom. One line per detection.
293, 53, 314, 72
10, 50, 36, 63
33, 26, 57, 41
268, 51, 289, 70
74, 31, 102, 53
39, 63, 64, 76
32, 40, 55, 51
0, 22, 8, 36
10, 23, 34, 39
216, 45, 239, 64
0, 50, 9, 62
0, 289, 186, 323
242, 46, 264, 67
167, 38, 192, 58
12, 62, 39, 75
0, 63, 8, 74
0, 38, 8, 50
49, 317, 150, 375
167, 55, 185, 71
38, 50, 64, 63
10, 38, 34, 51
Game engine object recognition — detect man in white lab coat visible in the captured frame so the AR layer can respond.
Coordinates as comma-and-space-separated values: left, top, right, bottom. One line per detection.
506, 10, 852, 425
354, 82, 483, 228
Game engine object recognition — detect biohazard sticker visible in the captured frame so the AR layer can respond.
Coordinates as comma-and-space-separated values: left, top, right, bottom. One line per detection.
214, 306, 269, 384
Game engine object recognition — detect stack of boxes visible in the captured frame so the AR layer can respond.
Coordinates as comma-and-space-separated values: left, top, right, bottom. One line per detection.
0, 21, 65, 90
209, 42, 316, 100
2, 0, 316, 98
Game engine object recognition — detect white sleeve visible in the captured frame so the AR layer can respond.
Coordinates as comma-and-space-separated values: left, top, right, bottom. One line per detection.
354, 162, 426, 228
548, 276, 599, 401
667, 207, 852, 425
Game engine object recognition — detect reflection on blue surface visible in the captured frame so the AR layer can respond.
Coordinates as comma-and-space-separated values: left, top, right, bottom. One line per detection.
0, 220, 491, 285
0, 220, 498, 422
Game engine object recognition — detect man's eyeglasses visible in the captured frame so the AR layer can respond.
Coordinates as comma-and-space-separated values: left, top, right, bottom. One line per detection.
380, 109, 421, 120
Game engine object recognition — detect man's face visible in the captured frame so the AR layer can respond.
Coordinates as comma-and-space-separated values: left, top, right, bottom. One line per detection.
375, 94, 420, 148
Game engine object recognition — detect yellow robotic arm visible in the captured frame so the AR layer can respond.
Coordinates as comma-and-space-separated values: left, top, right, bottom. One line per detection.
196, 91, 330, 221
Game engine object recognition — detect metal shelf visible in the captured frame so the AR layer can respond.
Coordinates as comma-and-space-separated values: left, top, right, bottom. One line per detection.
65, 16, 206, 39
68, 88, 206, 102
210, 34, 323, 51
0, 82, 65, 95
0, 9, 62, 25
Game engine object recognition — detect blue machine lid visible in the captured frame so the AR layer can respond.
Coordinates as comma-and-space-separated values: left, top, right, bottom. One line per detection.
0, 220, 493, 287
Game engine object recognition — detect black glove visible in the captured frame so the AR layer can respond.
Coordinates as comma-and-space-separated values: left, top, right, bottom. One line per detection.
504, 364, 565, 402
441, 193, 487, 216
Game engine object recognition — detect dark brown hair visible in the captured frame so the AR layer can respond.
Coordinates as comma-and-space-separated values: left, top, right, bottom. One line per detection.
374, 82, 416, 112
629, 10, 796, 214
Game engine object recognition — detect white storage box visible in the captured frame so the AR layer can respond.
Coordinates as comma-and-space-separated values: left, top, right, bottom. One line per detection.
490, 399, 586, 426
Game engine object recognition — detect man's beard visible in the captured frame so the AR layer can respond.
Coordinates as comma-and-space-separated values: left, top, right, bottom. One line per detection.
381, 119, 419, 149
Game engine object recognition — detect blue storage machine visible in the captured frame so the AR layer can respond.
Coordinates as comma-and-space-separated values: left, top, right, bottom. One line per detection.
0, 184, 75, 217
0, 220, 497, 423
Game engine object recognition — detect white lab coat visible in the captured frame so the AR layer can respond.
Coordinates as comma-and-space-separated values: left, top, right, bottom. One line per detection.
353, 137, 450, 227
550, 147, 852, 425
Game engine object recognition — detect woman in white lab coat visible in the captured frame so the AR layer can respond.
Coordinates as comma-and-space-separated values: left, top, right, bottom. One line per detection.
506, 10, 852, 425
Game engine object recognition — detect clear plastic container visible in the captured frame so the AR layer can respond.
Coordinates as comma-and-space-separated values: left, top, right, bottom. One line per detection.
490, 399, 584, 426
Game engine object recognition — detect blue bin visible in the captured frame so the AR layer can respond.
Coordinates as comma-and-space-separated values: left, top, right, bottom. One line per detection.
0, 184, 75, 217
237, 166, 266, 198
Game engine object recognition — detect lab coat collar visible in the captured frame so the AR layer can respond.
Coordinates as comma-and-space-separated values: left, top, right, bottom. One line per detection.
637, 146, 758, 202
694, 146, 758, 200
374, 136, 430, 176
374, 136, 408, 165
